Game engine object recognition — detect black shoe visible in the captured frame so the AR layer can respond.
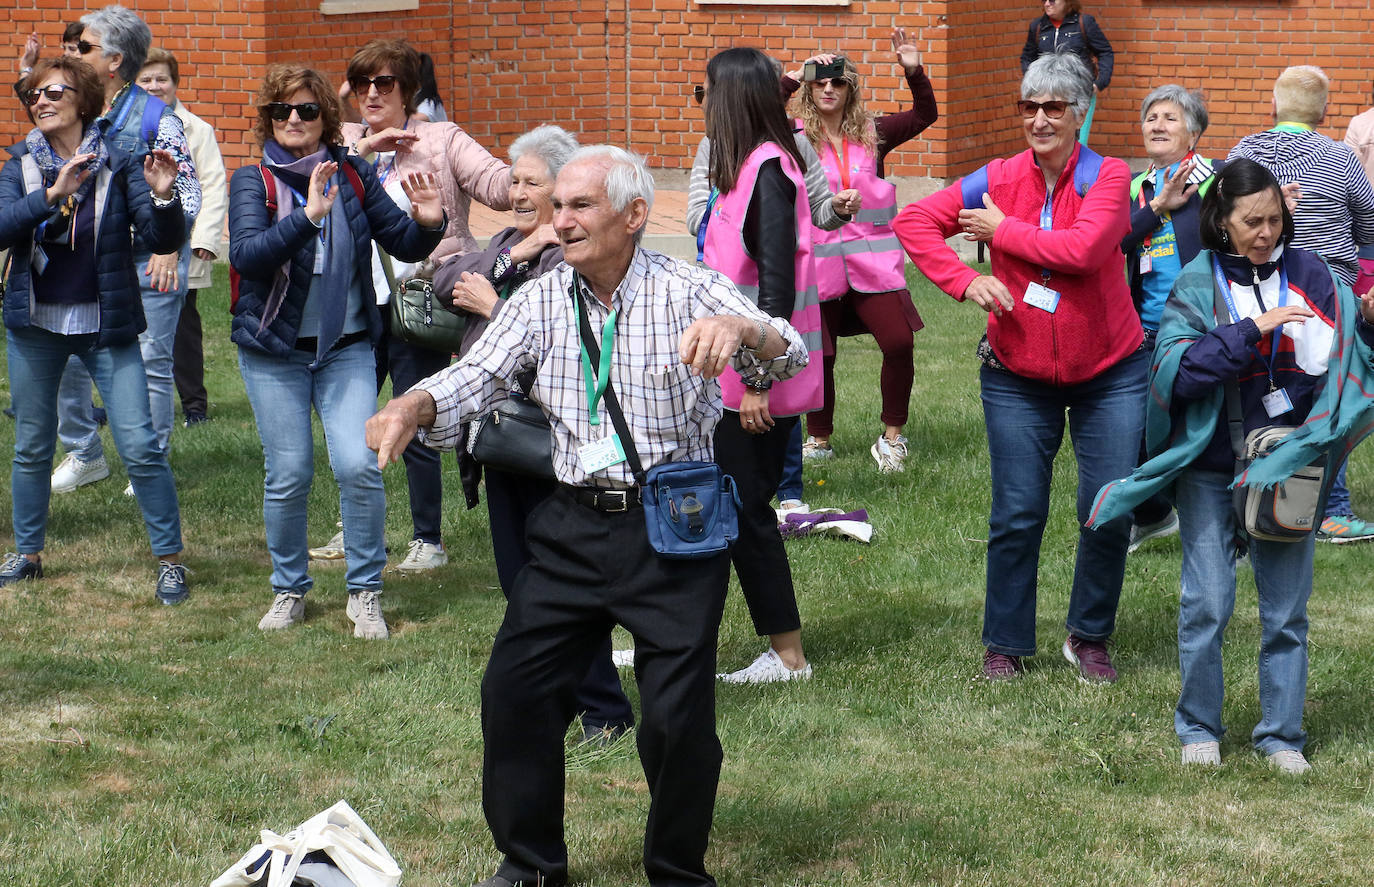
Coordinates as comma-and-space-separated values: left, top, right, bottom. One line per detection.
183, 412, 210, 427
91, 404, 107, 426
580, 723, 628, 747
0, 552, 42, 586
155, 560, 189, 605
475, 875, 563, 887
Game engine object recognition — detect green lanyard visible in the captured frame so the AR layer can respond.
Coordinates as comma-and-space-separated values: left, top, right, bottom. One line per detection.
573, 275, 618, 427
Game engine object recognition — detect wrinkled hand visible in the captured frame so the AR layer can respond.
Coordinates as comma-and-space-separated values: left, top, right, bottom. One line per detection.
963, 274, 1015, 317
1253, 303, 1313, 335
509, 223, 559, 264
891, 27, 920, 72
1281, 182, 1301, 215
679, 315, 748, 378
365, 390, 437, 469
143, 149, 178, 200
144, 252, 180, 292
1152, 158, 1198, 214
957, 193, 1005, 242
1361, 287, 1374, 325
193, 247, 216, 261
304, 160, 339, 224
739, 389, 773, 434
359, 127, 420, 156
402, 172, 444, 228
20, 33, 39, 71
46, 152, 96, 204
831, 189, 862, 217
452, 271, 500, 319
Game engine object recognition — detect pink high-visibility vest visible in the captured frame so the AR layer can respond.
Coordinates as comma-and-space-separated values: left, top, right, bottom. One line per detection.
703, 142, 823, 417
811, 135, 908, 299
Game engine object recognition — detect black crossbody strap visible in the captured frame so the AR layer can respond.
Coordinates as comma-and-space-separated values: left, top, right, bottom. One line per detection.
572, 276, 648, 487
1213, 267, 1246, 460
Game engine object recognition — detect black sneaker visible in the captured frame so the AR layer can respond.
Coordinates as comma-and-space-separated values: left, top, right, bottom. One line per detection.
0, 552, 42, 586
183, 412, 210, 427
156, 560, 189, 605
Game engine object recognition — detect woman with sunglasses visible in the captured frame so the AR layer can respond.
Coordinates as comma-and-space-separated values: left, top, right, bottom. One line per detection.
229, 65, 446, 639
322, 39, 511, 573
0, 56, 189, 601
894, 53, 1143, 684
784, 28, 936, 473
701, 47, 823, 685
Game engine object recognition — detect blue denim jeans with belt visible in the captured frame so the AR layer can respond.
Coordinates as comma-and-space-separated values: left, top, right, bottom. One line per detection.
978, 350, 1148, 656
1173, 468, 1314, 754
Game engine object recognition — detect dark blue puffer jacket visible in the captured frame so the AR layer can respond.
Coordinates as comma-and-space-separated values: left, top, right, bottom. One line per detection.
228, 145, 444, 357
0, 138, 186, 347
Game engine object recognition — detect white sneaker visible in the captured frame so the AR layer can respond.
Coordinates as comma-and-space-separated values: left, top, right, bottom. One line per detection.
1128, 511, 1180, 553
870, 434, 908, 473
718, 648, 813, 684
397, 539, 447, 572
347, 590, 389, 640
1267, 748, 1312, 775
51, 453, 109, 493
801, 437, 834, 461
611, 648, 635, 669
308, 524, 345, 560
123, 481, 134, 497
1181, 740, 1221, 766
258, 593, 305, 630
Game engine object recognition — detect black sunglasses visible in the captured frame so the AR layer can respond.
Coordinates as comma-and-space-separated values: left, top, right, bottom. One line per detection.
22, 84, 76, 106
809, 78, 849, 89
71, 39, 101, 55
349, 74, 398, 95
1016, 99, 1070, 119
265, 102, 322, 122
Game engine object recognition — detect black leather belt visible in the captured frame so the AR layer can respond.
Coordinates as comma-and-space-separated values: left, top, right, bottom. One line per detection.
564, 485, 642, 513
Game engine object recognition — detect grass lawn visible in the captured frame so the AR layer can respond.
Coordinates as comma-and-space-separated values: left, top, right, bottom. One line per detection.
3, 264, 1374, 886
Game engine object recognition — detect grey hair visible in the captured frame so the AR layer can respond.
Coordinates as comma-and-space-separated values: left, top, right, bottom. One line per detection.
565, 145, 656, 243
508, 125, 580, 180
81, 5, 151, 82
1020, 52, 1094, 119
1140, 84, 1209, 137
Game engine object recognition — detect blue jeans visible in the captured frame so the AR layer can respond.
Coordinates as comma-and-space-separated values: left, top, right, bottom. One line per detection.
979, 350, 1147, 656
1323, 460, 1351, 517
6, 326, 182, 555
777, 420, 804, 503
238, 341, 386, 595
1174, 469, 1313, 754
57, 246, 189, 458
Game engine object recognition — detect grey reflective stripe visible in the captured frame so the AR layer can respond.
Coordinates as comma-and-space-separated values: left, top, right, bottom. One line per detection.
813, 242, 847, 258
790, 283, 820, 315
735, 283, 760, 301
800, 328, 824, 351
839, 235, 902, 256
854, 205, 897, 225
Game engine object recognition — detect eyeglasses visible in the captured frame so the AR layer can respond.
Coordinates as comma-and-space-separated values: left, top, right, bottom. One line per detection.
1016, 99, 1070, 119
693, 84, 707, 105
348, 74, 398, 95
809, 78, 850, 90
265, 102, 322, 122
22, 84, 76, 106
70, 39, 101, 55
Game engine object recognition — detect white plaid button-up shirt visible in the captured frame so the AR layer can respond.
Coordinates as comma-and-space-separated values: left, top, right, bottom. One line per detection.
417, 247, 808, 487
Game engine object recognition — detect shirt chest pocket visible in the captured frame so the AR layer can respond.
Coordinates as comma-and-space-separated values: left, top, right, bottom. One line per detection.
639, 361, 698, 423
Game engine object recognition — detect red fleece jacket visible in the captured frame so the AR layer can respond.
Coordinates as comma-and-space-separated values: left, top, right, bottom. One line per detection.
893, 145, 1142, 386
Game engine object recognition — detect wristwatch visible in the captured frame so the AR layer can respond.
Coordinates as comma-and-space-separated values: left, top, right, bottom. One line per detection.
743, 366, 772, 392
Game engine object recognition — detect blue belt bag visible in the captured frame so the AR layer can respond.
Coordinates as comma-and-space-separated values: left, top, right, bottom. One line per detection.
642, 461, 741, 559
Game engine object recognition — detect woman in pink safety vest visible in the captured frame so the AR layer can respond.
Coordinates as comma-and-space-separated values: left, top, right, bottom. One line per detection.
786, 29, 937, 473
701, 47, 823, 685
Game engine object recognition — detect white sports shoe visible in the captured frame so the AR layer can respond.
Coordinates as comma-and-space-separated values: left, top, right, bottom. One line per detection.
801, 437, 834, 461
1181, 740, 1221, 766
309, 525, 345, 560
611, 648, 635, 669
1128, 511, 1180, 553
1267, 748, 1312, 775
718, 648, 813, 684
397, 539, 447, 572
870, 434, 909, 473
51, 453, 109, 494
258, 593, 305, 630
347, 590, 389, 640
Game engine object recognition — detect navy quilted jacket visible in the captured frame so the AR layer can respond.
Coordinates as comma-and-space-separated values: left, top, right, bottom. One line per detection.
228, 145, 444, 357
0, 139, 186, 346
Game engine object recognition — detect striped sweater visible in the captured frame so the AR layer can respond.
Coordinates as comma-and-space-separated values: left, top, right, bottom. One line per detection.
1229, 128, 1374, 285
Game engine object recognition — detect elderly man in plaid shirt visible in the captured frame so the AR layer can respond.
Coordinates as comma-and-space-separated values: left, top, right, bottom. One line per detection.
366, 144, 808, 887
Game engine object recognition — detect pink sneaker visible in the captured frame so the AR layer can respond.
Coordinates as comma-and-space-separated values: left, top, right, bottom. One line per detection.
1062, 635, 1118, 684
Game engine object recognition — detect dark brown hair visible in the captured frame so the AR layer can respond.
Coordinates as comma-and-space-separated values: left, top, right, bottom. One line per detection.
704, 47, 806, 195
346, 39, 421, 117
252, 64, 343, 148
23, 57, 104, 128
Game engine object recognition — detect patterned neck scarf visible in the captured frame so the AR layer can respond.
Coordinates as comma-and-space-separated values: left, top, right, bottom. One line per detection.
24, 123, 108, 218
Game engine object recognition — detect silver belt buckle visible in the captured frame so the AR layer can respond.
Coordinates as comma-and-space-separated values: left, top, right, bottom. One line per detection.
601, 489, 629, 512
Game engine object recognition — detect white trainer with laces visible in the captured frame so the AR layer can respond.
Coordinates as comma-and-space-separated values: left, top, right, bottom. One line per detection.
801, 436, 834, 461
1267, 748, 1312, 775
870, 434, 908, 473
258, 593, 305, 630
718, 648, 812, 684
309, 524, 345, 560
51, 453, 109, 494
611, 648, 635, 669
1181, 740, 1221, 766
397, 539, 447, 572
1128, 511, 1180, 553
347, 590, 389, 640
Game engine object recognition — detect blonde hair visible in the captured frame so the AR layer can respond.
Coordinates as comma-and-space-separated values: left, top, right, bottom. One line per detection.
1273, 65, 1329, 126
792, 55, 877, 156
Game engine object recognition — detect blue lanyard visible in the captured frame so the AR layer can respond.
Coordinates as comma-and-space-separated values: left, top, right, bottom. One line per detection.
695, 188, 718, 263
1037, 188, 1054, 282
284, 182, 328, 243
369, 119, 408, 184
1211, 255, 1289, 388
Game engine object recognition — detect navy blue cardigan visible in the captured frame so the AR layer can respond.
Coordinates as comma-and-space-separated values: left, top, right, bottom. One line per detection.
0, 139, 186, 347
228, 146, 444, 357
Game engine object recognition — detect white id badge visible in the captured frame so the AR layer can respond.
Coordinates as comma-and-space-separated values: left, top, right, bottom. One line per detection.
1138, 251, 1152, 274
577, 433, 626, 474
1023, 282, 1060, 314
1262, 388, 1294, 418
31, 245, 49, 276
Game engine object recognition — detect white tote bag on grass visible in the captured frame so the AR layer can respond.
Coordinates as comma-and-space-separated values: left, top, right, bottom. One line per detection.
210, 799, 402, 887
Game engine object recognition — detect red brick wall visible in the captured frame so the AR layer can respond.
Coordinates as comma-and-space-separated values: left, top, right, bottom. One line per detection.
4, 1, 1374, 182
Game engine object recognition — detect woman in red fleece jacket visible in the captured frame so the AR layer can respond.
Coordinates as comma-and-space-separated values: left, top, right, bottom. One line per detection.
893, 53, 1145, 684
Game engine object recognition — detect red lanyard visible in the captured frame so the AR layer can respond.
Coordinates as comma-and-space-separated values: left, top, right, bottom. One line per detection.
827, 139, 851, 191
